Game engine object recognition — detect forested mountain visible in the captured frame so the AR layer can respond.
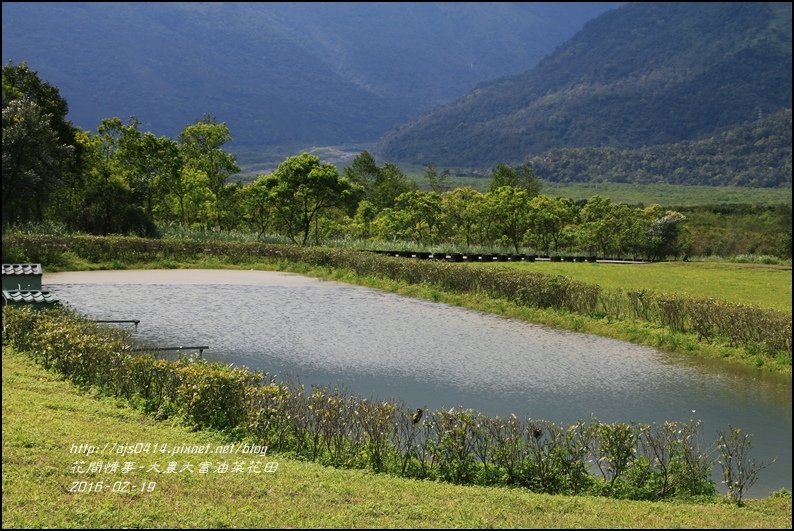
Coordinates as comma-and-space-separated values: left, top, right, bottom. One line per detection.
1, 2, 621, 154
527, 108, 792, 188
373, 2, 793, 171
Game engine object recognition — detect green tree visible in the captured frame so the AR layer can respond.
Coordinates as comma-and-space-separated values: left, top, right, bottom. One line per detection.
350, 200, 378, 240
487, 163, 516, 193
525, 195, 575, 254
241, 178, 275, 239
173, 167, 215, 229
343, 151, 415, 212
2, 60, 75, 149
426, 164, 450, 193
487, 163, 542, 197
390, 190, 443, 245
441, 186, 486, 251
371, 162, 416, 211
127, 129, 182, 220
642, 205, 688, 260
486, 186, 533, 253
343, 150, 380, 198
2, 61, 77, 226
2, 97, 73, 225
260, 153, 363, 245
611, 202, 645, 258
773, 204, 792, 259
178, 114, 240, 230
64, 128, 151, 235
516, 164, 542, 198
94, 116, 181, 231
578, 195, 625, 257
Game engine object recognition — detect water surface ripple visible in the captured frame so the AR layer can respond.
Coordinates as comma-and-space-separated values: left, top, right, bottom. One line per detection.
46, 270, 791, 497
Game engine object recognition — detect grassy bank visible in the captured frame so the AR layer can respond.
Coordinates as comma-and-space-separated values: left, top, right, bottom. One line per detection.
3, 348, 790, 529
490, 260, 792, 312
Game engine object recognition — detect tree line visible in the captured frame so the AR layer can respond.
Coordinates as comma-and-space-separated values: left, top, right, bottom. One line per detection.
0, 60, 726, 261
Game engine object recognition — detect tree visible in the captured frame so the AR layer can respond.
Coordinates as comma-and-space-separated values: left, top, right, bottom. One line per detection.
2, 97, 72, 225
2, 60, 75, 148
487, 163, 542, 197
178, 114, 240, 230
343, 151, 415, 213
516, 164, 542, 198
487, 163, 516, 193
350, 200, 378, 240
64, 128, 152, 236
344, 151, 416, 214
611, 202, 644, 258
578, 195, 624, 257
172, 167, 215, 229
642, 205, 688, 260
390, 190, 443, 245
141, 133, 184, 223
442, 186, 486, 250
485, 186, 533, 253
371, 162, 416, 211
426, 164, 450, 193
343, 150, 380, 198
525, 195, 575, 254
94, 116, 181, 232
124, 126, 182, 220
241, 178, 275, 239
260, 153, 363, 245
2, 61, 77, 226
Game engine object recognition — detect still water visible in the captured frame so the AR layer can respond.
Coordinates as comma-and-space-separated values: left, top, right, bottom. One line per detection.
45, 270, 792, 497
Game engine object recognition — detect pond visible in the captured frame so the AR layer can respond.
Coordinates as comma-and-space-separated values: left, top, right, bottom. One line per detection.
44, 269, 792, 498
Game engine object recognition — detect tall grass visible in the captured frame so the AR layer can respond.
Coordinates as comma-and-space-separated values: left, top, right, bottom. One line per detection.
699, 254, 792, 267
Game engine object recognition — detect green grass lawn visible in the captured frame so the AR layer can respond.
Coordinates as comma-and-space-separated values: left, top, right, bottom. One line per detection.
489, 260, 792, 312
403, 173, 794, 208
537, 182, 794, 207
3, 348, 791, 529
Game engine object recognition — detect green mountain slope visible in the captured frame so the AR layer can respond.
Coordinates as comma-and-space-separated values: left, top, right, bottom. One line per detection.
373, 2, 793, 169
528, 108, 792, 188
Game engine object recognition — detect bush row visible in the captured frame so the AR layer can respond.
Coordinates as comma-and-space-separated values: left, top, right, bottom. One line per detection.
4, 305, 721, 500
3, 234, 789, 355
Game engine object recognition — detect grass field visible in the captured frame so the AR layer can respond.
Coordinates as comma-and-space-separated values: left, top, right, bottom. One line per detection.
534, 182, 793, 207
3, 348, 791, 529
403, 172, 793, 208
487, 260, 793, 312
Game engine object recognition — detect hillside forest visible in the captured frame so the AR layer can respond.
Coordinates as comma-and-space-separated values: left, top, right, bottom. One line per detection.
374, 2, 793, 170
2, 61, 791, 261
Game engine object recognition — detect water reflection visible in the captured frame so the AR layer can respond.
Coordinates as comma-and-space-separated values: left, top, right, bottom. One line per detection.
46, 271, 791, 497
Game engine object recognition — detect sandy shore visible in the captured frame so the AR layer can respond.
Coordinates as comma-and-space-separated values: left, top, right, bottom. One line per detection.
43, 269, 335, 286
